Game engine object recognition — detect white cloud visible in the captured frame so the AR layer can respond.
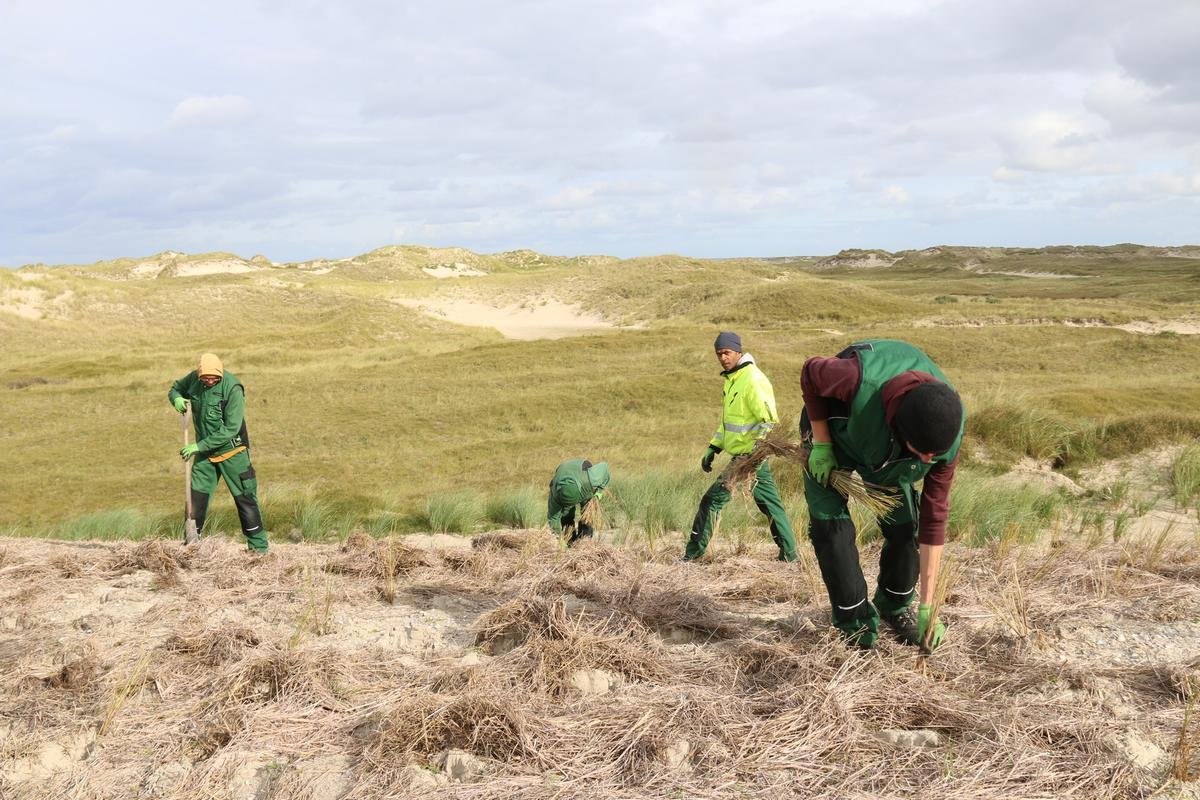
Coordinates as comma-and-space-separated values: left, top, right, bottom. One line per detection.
997, 112, 1117, 174
168, 95, 254, 128
2, 0, 1199, 265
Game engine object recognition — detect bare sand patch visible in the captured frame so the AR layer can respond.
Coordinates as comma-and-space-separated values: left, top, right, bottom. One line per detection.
1115, 318, 1200, 335
172, 259, 259, 278
962, 261, 1084, 279
998, 457, 1085, 495
423, 263, 488, 279
913, 316, 1200, 335
393, 296, 617, 340
129, 260, 166, 279
0, 288, 74, 320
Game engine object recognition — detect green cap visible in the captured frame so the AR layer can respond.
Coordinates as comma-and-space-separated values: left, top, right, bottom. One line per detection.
585, 462, 610, 493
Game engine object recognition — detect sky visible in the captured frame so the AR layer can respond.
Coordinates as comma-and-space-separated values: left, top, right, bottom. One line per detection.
2, 0, 1199, 266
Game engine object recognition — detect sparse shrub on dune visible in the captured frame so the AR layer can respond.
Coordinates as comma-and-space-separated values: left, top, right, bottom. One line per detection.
609, 472, 702, 542
1172, 444, 1200, 508
967, 401, 1081, 464
484, 487, 543, 530
48, 509, 166, 541
948, 467, 1065, 544
425, 490, 486, 534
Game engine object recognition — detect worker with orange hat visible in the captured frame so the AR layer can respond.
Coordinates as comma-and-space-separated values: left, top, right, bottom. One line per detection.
168, 353, 267, 552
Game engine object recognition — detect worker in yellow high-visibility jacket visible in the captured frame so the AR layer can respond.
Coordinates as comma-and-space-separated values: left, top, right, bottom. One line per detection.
684, 331, 797, 562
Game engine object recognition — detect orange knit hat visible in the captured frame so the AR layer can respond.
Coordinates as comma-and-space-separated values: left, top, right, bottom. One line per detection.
197, 353, 224, 378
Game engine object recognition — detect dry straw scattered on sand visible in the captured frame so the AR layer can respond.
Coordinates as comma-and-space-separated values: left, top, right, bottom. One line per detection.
1, 527, 1198, 798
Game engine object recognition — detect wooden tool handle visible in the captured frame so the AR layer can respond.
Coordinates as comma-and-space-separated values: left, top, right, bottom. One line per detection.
182, 406, 194, 519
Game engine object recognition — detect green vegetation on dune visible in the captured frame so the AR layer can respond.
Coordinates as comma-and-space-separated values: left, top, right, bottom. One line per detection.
2, 243, 1199, 538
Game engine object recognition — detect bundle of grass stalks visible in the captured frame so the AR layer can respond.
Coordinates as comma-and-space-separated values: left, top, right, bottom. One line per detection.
324, 534, 432, 579
164, 625, 261, 666
370, 689, 540, 762
578, 495, 605, 532
474, 595, 570, 651
723, 427, 900, 518
106, 539, 194, 580
472, 531, 533, 551
42, 653, 102, 693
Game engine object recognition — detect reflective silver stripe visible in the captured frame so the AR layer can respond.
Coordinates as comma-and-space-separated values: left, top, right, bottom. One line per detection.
884, 585, 915, 596
836, 598, 866, 611
724, 422, 775, 433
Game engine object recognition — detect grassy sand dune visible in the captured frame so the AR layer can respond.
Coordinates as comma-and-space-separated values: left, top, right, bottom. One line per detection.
4, 243, 1200, 532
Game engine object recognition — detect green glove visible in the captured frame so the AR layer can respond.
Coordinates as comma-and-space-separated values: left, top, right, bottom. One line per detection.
700, 445, 720, 473
173, 397, 188, 414
179, 443, 200, 460
917, 603, 946, 651
808, 442, 836, 485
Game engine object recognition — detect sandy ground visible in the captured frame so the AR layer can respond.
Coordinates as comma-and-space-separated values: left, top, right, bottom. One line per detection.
423, 264, 488, 279
393, 297, 618, 340
1, 525, 1197, 800
913, 316, 1200, 335
0, 287, 74, 320
172, 260, 259, 278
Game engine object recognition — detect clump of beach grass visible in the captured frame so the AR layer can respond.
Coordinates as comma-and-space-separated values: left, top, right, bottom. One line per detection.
1172, 444, 1200, 508
485, 486, 543, 529
425, 490, 486, 534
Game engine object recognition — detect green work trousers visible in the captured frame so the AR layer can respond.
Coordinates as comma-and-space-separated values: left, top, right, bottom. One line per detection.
804, 467, 919, 639
685, 460, 797, 561
189, 449, 267, 552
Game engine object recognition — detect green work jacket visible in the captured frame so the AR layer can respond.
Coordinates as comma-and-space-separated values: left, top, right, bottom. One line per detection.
168, 371, 250, 459
709, 357, 778, 456
547, 459, 610, 533
830, 340, 963, 490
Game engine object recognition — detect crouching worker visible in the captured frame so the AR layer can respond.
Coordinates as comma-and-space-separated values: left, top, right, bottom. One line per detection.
169, 353, 268, 553
547, 459, 610, 546
801, 339, 963, 651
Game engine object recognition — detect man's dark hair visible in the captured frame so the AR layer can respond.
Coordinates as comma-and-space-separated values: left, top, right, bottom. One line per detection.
894, 382, 962, 455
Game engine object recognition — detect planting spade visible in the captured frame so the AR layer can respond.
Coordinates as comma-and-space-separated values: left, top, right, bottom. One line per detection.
182, 406, 200, 545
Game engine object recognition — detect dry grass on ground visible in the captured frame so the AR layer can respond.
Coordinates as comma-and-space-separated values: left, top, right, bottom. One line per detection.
1, 529, 1198, 799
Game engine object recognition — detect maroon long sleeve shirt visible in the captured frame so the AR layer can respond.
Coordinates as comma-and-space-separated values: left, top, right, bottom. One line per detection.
801, 356, 958, 546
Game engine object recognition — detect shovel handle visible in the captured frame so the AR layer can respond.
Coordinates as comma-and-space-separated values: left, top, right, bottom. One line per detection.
182, 406, 194, 519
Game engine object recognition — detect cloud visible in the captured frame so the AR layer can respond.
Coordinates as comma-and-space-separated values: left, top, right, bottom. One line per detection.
2, 0, 1199, 266
997, 112, 1118, 174
168, 95, 254, 128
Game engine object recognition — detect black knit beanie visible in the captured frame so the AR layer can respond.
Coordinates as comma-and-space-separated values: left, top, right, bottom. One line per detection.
714, 331, 742, 352
893, 382, 962, 455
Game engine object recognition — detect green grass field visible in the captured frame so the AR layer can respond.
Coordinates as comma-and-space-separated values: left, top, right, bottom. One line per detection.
3, 244, 1199, 540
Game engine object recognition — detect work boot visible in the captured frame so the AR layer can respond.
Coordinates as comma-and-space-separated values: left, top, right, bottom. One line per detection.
881, 605, 921, 647
833, 605, 880, 650
244, 529, 269, 554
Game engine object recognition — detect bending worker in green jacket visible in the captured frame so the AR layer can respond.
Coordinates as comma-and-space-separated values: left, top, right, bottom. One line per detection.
685, 332, 797, 562
168, 353, 268, 553
547, 458, 610, 546
801, 339, 963, 650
